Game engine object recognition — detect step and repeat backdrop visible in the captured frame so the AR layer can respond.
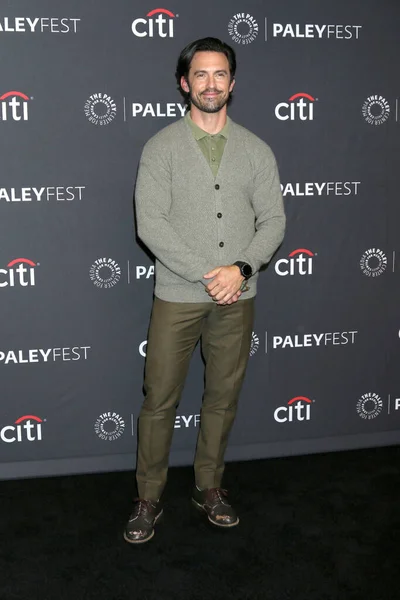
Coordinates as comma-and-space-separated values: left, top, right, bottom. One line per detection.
1, 0, 399, 479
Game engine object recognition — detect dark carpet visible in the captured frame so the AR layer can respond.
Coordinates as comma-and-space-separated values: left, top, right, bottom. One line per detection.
1, 445, 400, 600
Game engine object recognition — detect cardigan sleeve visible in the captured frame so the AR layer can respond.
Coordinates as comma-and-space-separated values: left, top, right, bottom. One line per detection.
238, 148, 286, 273
135, 143, 215, 283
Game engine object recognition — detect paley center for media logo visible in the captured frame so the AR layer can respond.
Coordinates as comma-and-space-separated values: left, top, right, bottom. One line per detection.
0, 415, 44, 444
357, 392, 400, 421
228, 13, 259, 45
356, 393, 383, 420
275, 93, 317, 121
0, 91, 31, 121
228, 13, 361, 45
94, 412, 125, 441
360, 248, 388, 277
274, 248, 315, 277
362, 95, 390, 126
84, 93, 117, 126
0, 17, 80, 34
274, 396, 314, 423
0, 258, 38, 287
249, 332, 259, 356
90, 258, 121, 289
132, 8, 177, 38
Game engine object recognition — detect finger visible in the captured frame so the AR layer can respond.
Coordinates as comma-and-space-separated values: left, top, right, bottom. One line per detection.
221, 297, 236, 305
203, 268, 221, 279
216, 287, 232, 301
217, 290, 235, 304
206, 280, 221, 292
218, 296, 237, 305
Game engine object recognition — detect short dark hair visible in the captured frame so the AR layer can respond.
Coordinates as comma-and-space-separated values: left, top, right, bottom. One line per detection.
175, 37, 236, 103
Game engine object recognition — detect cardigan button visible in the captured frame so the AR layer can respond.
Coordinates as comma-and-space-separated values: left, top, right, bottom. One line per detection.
219, 241, 224, 248
215, 184, 220, 190
217, 213, 222, 218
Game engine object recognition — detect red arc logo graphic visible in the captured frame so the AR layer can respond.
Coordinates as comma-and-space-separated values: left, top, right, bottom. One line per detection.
288, 249, 314, 258
15, 415, 43, 424
7, 258, 36, 268
0, 91, 29, 101
146, 8, 175, 17
288, 93, 315, 102
287, 396, 312, 405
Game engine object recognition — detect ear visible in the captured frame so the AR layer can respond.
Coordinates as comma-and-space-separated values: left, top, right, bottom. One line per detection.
181, 76, 189, 93
229, 77, 236, 93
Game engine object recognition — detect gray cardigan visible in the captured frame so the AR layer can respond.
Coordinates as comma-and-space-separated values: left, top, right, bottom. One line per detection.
135, 116, 286, 303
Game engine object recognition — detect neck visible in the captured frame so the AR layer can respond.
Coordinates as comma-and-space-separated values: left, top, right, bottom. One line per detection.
189, 105, 228, 134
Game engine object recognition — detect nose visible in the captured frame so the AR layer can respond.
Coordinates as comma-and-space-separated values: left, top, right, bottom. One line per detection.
205, 73, 218, 89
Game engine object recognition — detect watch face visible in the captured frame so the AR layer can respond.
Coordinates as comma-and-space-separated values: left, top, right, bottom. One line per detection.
243, 264, 252, 278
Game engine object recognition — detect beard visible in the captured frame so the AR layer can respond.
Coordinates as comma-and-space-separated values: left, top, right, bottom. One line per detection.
188, 86, 230, 114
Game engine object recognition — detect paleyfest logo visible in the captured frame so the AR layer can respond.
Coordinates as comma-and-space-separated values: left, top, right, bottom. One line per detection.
228, 15, 362, 45
0, 17, 80, 34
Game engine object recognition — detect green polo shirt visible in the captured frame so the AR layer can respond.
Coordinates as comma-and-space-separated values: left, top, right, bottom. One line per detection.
185, 111, 229, 177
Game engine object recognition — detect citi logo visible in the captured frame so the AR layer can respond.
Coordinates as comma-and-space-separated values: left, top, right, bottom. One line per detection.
0, 415, 43, 443
132, 8, 176, 38
275, 248, 315, 276
0, 91, 29, 121
274, 396, 313, 423
0, 258, 37, 287
275, 92, 316, 121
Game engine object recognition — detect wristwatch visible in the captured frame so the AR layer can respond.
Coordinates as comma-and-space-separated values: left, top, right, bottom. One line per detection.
234, 261, 253, 280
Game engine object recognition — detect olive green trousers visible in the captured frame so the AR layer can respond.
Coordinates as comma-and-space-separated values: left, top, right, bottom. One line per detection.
136, 296, 254, 500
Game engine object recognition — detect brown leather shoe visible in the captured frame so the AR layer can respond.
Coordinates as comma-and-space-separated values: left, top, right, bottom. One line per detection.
123, 498, 163, 544
191, 487, 239, 527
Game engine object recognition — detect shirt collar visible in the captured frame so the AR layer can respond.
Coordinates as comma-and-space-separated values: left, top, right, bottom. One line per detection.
185, 111, 230, 140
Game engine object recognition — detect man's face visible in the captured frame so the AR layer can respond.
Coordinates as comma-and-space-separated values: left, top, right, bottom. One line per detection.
181, 51, 235, 114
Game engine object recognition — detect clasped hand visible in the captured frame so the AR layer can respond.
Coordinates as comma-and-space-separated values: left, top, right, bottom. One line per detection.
203, 265, 245, 305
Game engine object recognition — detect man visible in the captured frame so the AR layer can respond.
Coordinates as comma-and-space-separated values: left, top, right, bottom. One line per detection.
124, 37, 285, 544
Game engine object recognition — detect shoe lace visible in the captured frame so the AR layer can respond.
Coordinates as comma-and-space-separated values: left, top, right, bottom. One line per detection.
208, 488, 228, 504
132, 498, 154, 518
